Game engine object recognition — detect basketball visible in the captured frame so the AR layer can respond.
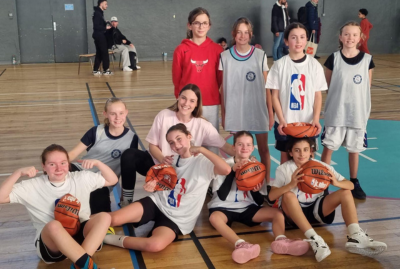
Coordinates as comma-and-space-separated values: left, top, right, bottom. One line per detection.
283, 122, 318, 138
298, 160, 332, 194
54, 193, 81, 236
145, 164, 178, 191
235, 161, 266, 191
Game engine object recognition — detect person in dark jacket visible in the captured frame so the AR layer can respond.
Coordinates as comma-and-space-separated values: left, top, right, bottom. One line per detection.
92, 0, 113, 75
106, 17, 140, 71
305, 0, 320, 58
271, 0, 290, 61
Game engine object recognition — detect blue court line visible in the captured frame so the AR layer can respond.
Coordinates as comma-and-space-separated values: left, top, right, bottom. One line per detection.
86, 83, 142, 269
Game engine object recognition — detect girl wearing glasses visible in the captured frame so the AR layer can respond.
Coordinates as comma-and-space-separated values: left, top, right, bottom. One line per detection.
220, 17, 274, 188
172, 7, 223, 151
68, 97, 138, 214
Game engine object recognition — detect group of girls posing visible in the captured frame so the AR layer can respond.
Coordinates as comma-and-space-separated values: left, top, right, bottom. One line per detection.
0, 7, 387, 268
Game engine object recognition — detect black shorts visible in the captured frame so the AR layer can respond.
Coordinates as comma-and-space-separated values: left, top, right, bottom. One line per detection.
36, 221, 92, 263
274, 122, 319, 152
283, 195, 335, 228
209, 205, 262, 227
135, 196, 181, 241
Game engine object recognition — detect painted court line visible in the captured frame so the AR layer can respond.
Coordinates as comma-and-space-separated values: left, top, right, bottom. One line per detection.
359, 152, 377, 162
0, 69, 6, 77
314, 152, 337, 165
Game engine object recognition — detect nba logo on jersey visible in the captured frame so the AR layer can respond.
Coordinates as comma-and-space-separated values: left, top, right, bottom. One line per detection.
168, 178, 187, 208
289, 74, 306, 110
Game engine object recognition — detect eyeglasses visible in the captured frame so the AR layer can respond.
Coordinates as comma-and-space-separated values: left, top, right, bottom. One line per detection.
191, 21, 209, 27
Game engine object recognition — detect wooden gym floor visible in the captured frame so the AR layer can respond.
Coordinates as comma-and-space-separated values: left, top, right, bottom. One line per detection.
0, 55, 400, 269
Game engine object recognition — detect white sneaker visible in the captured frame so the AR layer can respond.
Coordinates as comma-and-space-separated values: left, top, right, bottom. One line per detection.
103, 69, 113, 75
93, 71, 102, 76
123, 66, 133, 72
306, 235, 331, 262
136, 65, 141, 70
345, 229, 387, 256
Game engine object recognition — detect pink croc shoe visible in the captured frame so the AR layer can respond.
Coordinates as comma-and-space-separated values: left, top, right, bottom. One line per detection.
271, 237, 309, 256
232, 242, 260, 264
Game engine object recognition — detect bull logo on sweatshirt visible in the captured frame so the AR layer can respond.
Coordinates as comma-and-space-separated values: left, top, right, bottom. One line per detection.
191, 59, 208, 72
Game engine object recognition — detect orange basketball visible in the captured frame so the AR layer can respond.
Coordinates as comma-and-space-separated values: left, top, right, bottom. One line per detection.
283, 122, 318, 138
145, 164, 178, 191
298, 160, 331, 194
235, 161, 266, 191
54, 193, 81, 236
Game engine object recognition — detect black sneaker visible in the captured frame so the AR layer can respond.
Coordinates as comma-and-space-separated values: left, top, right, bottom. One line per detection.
350, 178, 366, 199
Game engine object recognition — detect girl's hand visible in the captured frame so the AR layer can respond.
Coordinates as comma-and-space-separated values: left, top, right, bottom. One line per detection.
289, 167, 304, 189
162, 155, 173, 165
277, 120, 287, 136
312, 121, 322, 135
189, 146, 203, 156
143, 180, 157, 192
329, 171, 338, 187
252, 182, 263, 192
19, 167, 38, 178
233, 159, 249, 172
269, 114, 274, 131
79, 159, 99, 169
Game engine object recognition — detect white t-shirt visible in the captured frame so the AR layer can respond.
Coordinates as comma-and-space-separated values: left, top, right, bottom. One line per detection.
146, 109, 226, 164
150, 154, 215, 235
9, 171, 105, 242
208, 157, 259, 213
271, 159, 344, 208
265, 55, 327, 123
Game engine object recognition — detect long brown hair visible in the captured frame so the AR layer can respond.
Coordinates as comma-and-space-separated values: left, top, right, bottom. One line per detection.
187, 7, 211, 39
231, 17, 254, 46
168, 84, 203, 118
338, 21, 362, 49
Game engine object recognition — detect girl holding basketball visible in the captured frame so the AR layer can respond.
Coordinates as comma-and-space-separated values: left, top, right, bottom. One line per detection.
0, 144, 118, 269
119, 84, 234, 206
208, 131, 309, 264
320, 21, 375, 200
104, 123, 231, 252
269, 137, 387, 262
266, 22, 327, 164
172, 7, 223, 139
68, 97, 138, 214
220, 17, 274, 186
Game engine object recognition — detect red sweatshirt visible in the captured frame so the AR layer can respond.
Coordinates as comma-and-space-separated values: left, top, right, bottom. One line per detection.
172, 37, 223, 106
359, 18, 373, 53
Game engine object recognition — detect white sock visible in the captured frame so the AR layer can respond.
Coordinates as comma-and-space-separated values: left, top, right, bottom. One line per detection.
305, 228, 317, 239
104, 234, 127, 248
275, 235, 287, 241
122, 188, 134, 202
235, 239, 245, 247
347, 223, 361, 235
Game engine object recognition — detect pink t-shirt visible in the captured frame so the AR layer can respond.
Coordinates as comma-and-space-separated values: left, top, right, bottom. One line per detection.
146, 109, 226, 164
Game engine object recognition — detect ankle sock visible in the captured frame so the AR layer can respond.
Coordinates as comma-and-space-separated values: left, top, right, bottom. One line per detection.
122, 188, 134, 202
305, 228, 317, 239
348, 223, 361, 235
75, 254, 90, 268
104, 234, 127, 248
275, 235, 287, 241
235, 239, 245, 247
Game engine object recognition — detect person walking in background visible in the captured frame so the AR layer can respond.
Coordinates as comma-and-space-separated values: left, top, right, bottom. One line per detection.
358, 9, 373, 54
92, 0, 113, 75
271, 0, 290, 61
305, 0, 320, 59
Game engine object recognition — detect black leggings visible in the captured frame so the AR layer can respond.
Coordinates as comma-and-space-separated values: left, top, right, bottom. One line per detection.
93, 32, 110, 71
70, 164, 111, 214
120, 148, 155, 190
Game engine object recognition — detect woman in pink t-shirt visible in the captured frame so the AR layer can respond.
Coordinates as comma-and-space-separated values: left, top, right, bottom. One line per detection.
119, 84, 234, 206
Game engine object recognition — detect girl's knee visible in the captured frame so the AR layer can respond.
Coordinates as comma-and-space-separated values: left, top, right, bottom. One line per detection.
282, 191, 296, 201
145, 240, 170, 252
44, 220, 63, 235
94, 212, 112, 224
209, 211, 226, 226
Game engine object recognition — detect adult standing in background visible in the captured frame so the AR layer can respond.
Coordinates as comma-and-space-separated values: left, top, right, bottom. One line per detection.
358, 9, 373, 54
271, 0, 289, 61
305, 0, 320, 59
92, 0, 113, 75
